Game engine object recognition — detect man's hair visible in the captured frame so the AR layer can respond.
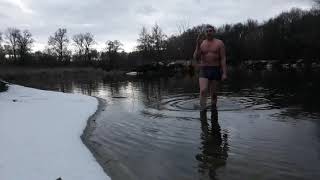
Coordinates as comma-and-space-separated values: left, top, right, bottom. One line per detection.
206, 25, 216, 32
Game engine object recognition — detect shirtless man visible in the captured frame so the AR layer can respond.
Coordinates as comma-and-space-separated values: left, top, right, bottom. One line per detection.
193, 25, 227, 113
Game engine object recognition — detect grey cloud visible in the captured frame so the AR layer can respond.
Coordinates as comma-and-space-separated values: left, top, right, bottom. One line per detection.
136, 5, 158, 15
0, 0, 314, 52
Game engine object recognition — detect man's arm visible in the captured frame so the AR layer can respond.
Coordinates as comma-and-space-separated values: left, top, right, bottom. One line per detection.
193, 46, 201, 62
220, 41, 227, 80
193, 35, 202, 62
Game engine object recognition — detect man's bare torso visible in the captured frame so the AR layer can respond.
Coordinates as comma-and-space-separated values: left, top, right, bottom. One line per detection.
200, 39, 222, 67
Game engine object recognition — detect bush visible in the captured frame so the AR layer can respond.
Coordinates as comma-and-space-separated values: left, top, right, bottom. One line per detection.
0, 80, 8, 92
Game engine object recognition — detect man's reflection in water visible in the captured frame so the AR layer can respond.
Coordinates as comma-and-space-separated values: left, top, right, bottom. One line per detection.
196, 110, 229, 179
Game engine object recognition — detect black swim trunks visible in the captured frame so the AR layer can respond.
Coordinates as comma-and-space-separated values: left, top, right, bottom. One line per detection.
199, 66, 222, 81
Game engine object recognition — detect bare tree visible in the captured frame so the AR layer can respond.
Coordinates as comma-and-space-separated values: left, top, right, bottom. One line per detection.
72, 33, 85, 57
316, 0, 320, 8
151, 23, 167, 61
176, 19, 190, 35
48, 28, 69, 61
137, 26, 150, 50
175, 19, 190, 61
105, 40, 123, 69
4, 45, 12, 56
83, 32, 95, 61
0, 32, 2, 46
0, 32, 4, 62
73, 32, 95, 62
106, 40, 123, 53
5, 27, 20, 61
137, 26, 152, 59
17, 30, 34, 64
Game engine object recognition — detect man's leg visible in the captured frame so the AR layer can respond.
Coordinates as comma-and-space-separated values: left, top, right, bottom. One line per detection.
209, 80, 219, 109
209, 80, 219, 123
199, 77, 208, 111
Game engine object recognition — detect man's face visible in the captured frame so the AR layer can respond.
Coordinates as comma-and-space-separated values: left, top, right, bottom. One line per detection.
205, 28, 215, 39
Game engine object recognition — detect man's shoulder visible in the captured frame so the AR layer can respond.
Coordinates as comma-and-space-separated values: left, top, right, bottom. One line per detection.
215, 38, 224, 44
214, 39, 225, 47
200, 39, 207, 47
201, 39, 208, 43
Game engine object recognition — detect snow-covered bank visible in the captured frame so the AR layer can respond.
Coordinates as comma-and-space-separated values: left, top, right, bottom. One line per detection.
0, 85, 110, 180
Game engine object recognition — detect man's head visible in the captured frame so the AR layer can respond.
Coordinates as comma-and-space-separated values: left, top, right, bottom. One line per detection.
205, 25, 215, 40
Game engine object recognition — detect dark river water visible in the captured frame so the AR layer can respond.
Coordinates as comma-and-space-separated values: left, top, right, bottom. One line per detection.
6, 69, 320, 180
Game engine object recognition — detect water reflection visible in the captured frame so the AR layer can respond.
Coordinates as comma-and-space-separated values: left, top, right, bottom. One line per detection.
4, 69, 320, 180
196, 110, 229, 180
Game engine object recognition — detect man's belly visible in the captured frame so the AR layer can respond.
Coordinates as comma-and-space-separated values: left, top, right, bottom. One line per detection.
200, 57, 220, 66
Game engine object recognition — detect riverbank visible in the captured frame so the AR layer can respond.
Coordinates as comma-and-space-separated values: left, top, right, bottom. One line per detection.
0, 84, 110, 180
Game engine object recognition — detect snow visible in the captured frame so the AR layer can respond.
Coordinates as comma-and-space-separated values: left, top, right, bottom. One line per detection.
0, 84, 110, 180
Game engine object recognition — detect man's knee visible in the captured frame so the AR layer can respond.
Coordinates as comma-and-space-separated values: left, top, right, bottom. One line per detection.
200, 88, 208, 96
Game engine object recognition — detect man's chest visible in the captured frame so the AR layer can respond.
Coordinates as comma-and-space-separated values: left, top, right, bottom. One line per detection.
200, 41, 220, 55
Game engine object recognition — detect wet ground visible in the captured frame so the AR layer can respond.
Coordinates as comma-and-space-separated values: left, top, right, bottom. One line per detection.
6, 69, 320, 180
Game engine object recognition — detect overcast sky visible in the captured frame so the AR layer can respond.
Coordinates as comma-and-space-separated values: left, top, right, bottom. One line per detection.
0, 0, 315, 52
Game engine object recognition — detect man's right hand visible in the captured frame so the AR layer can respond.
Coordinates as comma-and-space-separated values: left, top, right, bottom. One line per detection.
194, 33, 203, 61
196, 34, 203, 47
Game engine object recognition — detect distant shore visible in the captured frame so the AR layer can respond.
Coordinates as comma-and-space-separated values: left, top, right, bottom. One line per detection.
0, 66, 127, 77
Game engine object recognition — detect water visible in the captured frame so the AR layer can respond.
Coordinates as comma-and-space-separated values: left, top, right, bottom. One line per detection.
7, 69, 320, 180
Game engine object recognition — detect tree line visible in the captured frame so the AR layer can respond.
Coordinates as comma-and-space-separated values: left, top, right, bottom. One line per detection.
161, 7, 320, 65
0, 28, 128, 69
0, 6, 319, 69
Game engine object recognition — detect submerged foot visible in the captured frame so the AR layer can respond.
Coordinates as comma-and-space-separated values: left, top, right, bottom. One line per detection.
211, 104, 218, 124
200, 109, 207, 119
200, 103, 208, 111
211, 103, 217, 111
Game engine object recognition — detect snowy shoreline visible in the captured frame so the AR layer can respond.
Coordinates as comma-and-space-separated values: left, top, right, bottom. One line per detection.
0, 84, 110, 180
80, 97, 139, 180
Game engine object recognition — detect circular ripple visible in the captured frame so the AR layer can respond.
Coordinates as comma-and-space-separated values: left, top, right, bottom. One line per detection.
148, 93, 273, 112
